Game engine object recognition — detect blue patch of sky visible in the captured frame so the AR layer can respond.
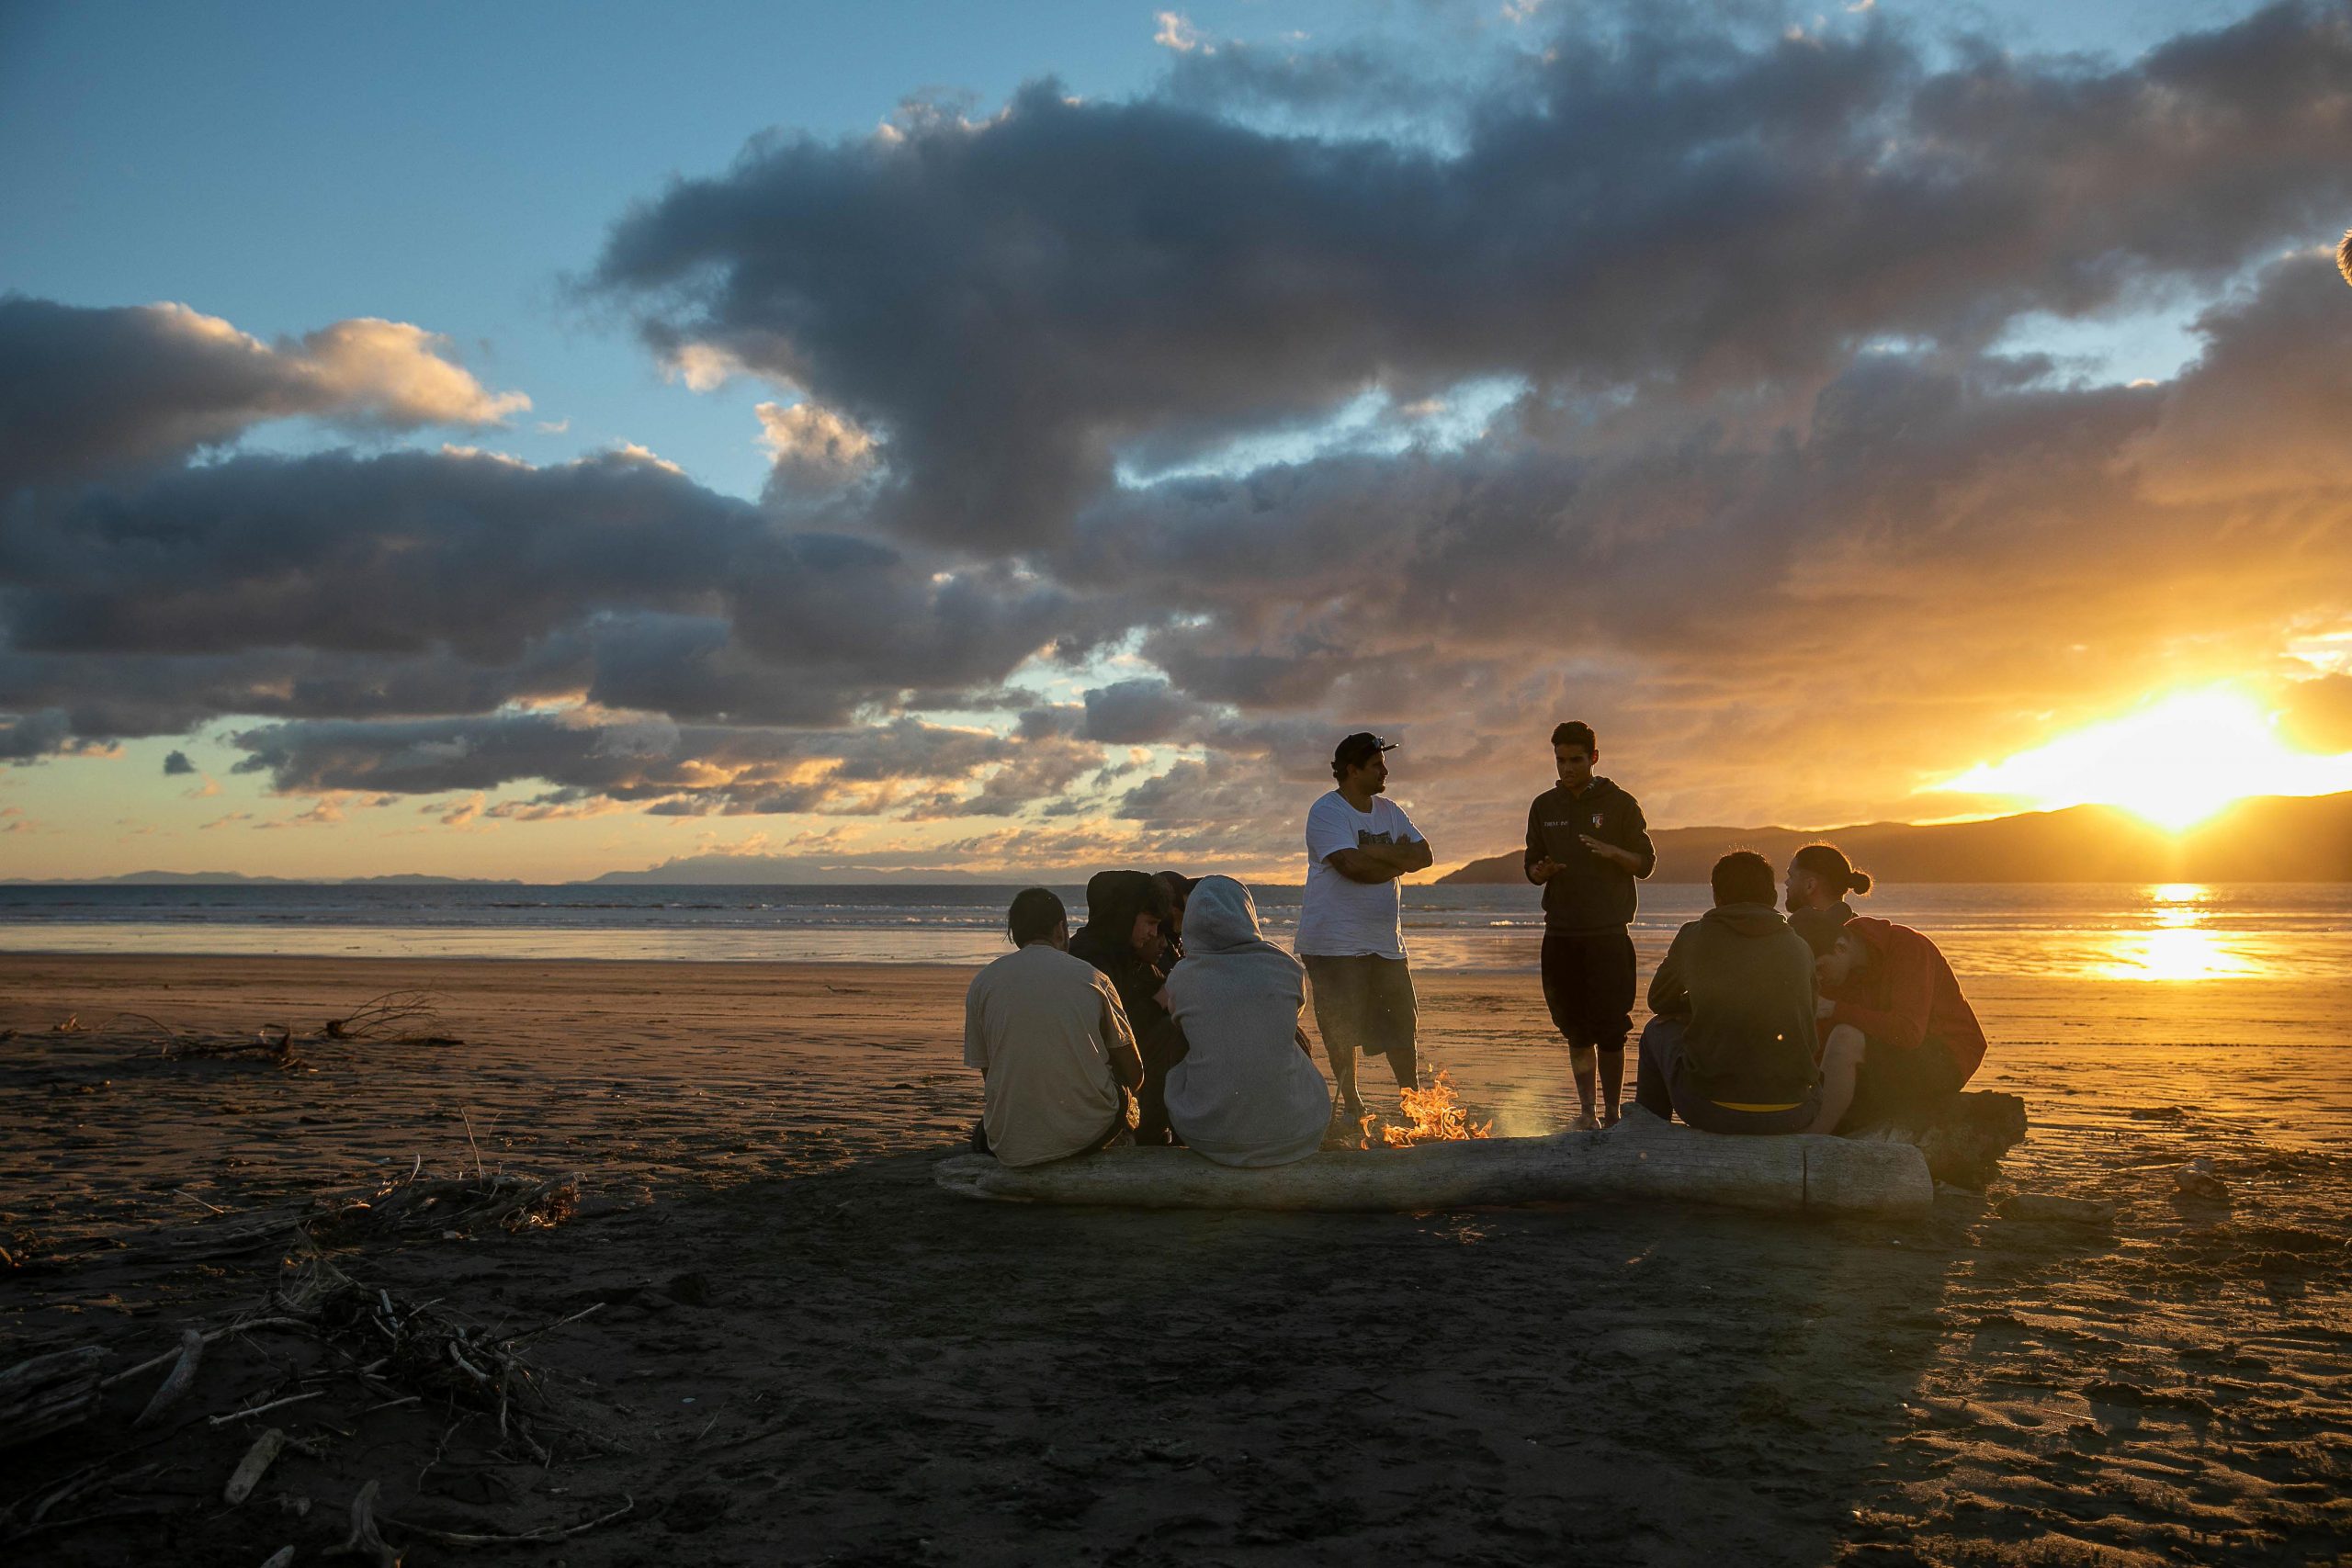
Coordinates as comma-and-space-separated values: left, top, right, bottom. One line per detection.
1116, 375, 1530, 487
1989, 307, 2209, 388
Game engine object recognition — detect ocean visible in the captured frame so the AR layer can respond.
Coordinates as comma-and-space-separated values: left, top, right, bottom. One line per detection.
3, 880, 2347, 980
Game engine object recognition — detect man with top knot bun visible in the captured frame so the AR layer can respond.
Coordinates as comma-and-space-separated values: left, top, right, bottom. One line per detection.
1783, 843, 1987, 1131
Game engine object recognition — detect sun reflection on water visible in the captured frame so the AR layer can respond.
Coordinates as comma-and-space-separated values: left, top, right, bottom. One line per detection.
2099, 884, 2259, 980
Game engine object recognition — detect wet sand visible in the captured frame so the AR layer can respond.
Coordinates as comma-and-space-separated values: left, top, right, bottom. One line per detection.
4, 953, 2348, 1564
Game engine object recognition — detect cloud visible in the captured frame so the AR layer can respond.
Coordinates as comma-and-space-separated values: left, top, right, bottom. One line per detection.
218, 709, 1103, 820
755, 399, 878, 491
1080, 679, 1214, 744
591, 3, 2352, 552
0, 444, 1086, 744
162, 750, 195, 775
256, 798, 345, 829
1154, 12, 1209, 54
9, 4, 2352, 863
2120, 252, 2352, 502
0, 298, 528, 488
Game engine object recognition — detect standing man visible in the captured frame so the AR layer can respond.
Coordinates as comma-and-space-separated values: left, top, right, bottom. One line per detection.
1524, 721, 1656, 1129
1296, 732, 1432, 1125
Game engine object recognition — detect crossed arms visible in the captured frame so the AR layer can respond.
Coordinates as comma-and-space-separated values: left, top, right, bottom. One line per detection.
1324, 836, 1433, 884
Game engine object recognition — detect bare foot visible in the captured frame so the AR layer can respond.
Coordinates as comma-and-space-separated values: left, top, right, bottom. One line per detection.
1572, 1111, 1601, 1132
1601, 1106, 1623, 1128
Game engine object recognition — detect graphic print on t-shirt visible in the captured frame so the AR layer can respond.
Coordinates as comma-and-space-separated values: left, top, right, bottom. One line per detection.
1358, 829, 1397, 848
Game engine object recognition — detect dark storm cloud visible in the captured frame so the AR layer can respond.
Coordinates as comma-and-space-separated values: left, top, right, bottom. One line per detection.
0, 445, 1082, 752
1, 446, 1059, 673
0, 708, 74, 762
161, 750, 195, 775
0, 297, 526, 489
1080, 678, 1216, 744
592, 2, 2352, 550
224, 710, 1077, 818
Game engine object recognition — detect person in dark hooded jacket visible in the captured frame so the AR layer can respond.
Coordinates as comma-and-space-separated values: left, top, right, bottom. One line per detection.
1068, 870, 1186, 1143
1634, 852, 1858, 1134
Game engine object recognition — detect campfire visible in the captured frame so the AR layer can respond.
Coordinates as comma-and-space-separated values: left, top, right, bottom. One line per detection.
1363, 1067, 1493, 1147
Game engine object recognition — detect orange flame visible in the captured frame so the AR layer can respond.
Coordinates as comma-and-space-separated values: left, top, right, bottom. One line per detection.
1361, 1067, 1493, 1147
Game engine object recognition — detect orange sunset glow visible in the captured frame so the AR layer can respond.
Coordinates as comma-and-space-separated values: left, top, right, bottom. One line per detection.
1932, 687, 2352, 831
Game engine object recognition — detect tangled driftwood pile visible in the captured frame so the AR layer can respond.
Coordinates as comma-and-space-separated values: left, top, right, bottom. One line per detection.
0, 1166, 624, 1559
0, 988, 471, 1067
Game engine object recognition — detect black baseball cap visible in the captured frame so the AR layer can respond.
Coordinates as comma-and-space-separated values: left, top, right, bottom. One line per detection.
1332, 731, 1397, 769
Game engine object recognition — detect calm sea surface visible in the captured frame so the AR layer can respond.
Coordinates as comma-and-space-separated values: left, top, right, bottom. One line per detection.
2, 881, 2347, 981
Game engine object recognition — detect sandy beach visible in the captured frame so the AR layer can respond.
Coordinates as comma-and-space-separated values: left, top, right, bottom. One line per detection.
5, 953, 2349, 1565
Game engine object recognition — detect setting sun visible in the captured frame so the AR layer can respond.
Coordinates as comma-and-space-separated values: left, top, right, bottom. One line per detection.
1932, 688, 2352, 830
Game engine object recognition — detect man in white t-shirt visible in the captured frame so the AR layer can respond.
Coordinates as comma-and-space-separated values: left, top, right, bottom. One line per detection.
1296, 732, 1433, 1122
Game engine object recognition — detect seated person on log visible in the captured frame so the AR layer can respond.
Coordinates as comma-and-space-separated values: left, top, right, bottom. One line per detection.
1162, 876, 1334, 1168
1789, 896, 1987, 1134
1067, 869, 1186, 1145
1635, 851, 1861, 1135
965, 888, 1142, 1166
1153, 870, 1197, 965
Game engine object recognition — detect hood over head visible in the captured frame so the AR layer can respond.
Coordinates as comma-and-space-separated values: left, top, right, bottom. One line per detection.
1077, 869, 1167, 942
1181, 874, 1270, 956
1703, 902, 1791, 939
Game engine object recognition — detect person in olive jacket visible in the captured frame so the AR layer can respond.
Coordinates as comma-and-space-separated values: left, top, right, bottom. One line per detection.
1523, 721, 1656, 1128
1634, 852, 1855, 1134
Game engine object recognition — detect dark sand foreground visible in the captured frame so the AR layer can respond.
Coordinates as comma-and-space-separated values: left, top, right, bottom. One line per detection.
4, 954, 2349, 1565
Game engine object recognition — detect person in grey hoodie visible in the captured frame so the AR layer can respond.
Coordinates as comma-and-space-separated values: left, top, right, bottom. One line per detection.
1163, 877, 1334, 1167
1634, 851, 1858, 1134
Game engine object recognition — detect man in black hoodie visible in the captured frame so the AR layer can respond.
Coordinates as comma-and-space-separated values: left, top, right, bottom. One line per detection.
1067, 870, 1184, 1144
1524, 721, 1656, 1129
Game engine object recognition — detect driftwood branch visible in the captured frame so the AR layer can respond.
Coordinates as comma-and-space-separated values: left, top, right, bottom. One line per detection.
98, 1316, 311, 1390
382, 1494, 635, 1548
222, 1426, 287, 1505
131, 1329, 205, 1427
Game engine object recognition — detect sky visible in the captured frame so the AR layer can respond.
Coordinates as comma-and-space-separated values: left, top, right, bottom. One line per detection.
4, 0, 2351, 882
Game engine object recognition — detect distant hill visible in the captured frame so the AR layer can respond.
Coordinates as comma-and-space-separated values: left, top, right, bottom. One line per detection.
587, 857, 1000, 886
1436, 791, 2352, 885
0, 871, 520, 886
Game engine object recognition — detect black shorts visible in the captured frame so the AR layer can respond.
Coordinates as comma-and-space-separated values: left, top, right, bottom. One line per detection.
1302, 953, 1418, 1061
1838, 1038, 1963, 1132
1540, 926, 1636, 1050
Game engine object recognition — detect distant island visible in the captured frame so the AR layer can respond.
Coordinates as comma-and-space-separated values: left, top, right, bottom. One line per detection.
0, 872, 526, 887
12, 791, 2350, 887
1436, 791, 2352, 885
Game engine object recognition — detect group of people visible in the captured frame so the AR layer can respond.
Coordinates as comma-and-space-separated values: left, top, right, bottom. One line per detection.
962, 724, 1985, 1168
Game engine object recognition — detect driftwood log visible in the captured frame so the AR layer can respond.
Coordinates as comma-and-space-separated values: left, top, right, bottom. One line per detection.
936, 1106, 1937, 1217
0, 1346, 105, 1450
